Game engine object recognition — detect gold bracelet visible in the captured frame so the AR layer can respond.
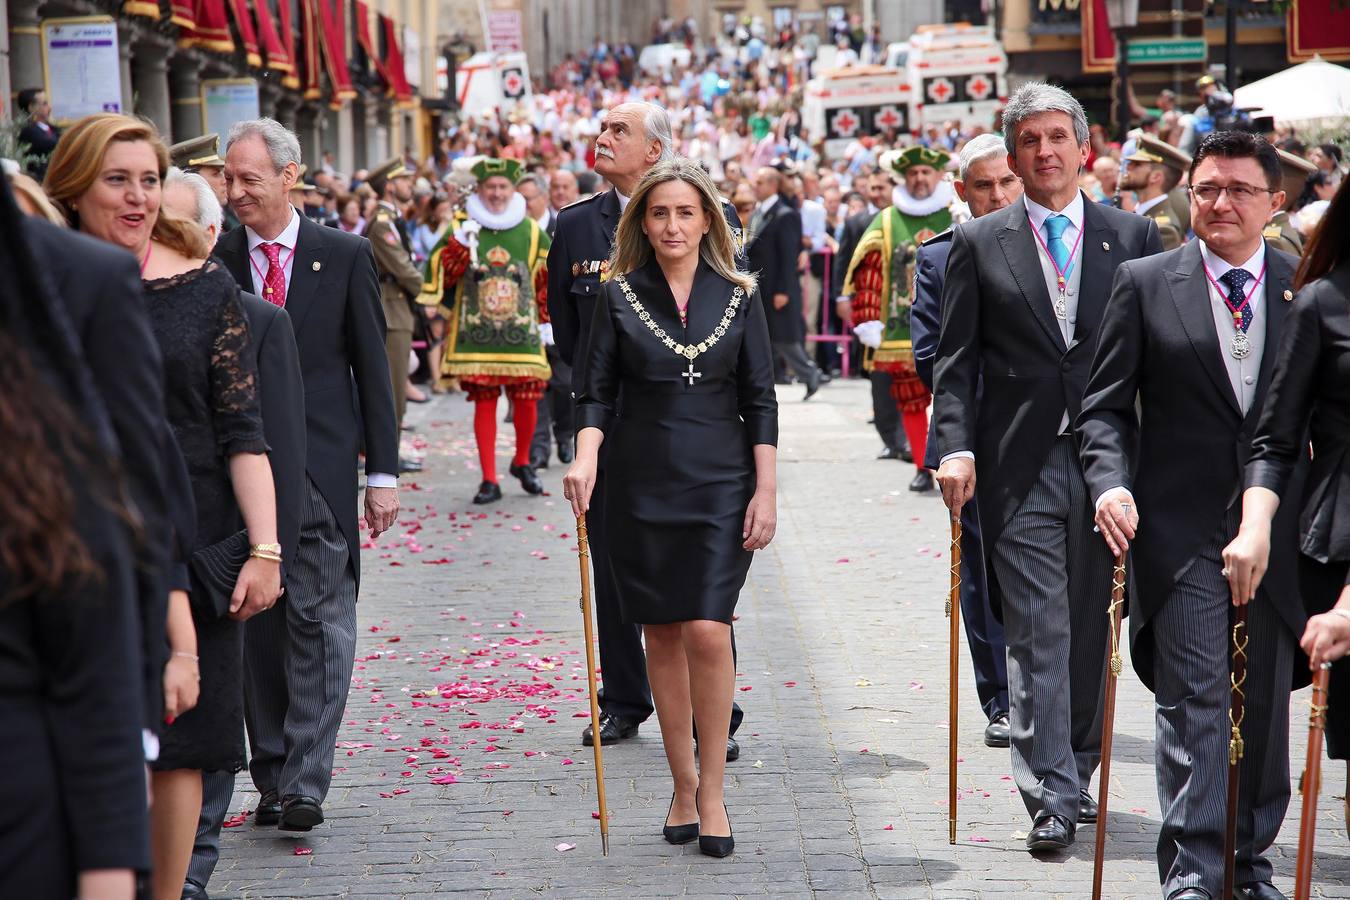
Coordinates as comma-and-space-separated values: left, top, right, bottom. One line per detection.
249, 549, 283, 562
173, 651, 199, 663
250, 542, 282, 556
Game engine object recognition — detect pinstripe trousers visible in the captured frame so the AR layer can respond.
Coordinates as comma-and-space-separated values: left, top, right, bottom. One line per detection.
1149, 509, 1294, 897
992, 436, 1113, 824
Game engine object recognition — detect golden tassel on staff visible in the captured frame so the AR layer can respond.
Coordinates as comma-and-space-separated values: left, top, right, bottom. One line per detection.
1222, 604, 1250, 900
1294, 663, 1332, 900
947, 517, 962, 845
575, 514, 610, 855
1091, 554, 1127, 900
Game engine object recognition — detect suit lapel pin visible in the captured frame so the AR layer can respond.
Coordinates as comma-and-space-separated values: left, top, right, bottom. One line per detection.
1101, 241, 1110, 251
1283, 289, 1293, 302
312, 261, 322, 271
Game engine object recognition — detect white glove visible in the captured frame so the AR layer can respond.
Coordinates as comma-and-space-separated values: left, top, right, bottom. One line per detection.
853, 320, 883, 349
539, 323, 555, 346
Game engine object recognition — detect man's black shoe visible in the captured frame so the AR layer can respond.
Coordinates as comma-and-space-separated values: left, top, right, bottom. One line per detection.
983, 712, 1010, 748
1167, 889, 1210, 900
279, 795, 324, 832
1236, 883, 1288, 900
254, 788, 282, 826
877, 446, 906, 461
581, 713, 640, 746
472, 480, 502, 504
898, 444, 914, 463
398, 457, 423, 474
529, 449, 549, 470
509, 463, 545, 495
725, 737, 740, 762
803, 371, 822, 401
181, 881, 210, 900
557, 441, 574, 464
1025, 813, 1074, 852
1078, 788, 1098, 824
909, 470, 935, 492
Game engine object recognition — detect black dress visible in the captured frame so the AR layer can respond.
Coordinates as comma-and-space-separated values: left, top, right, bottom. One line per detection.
1246, 262, 1350, 758
577, 258, 777, 625
145, 261, 267, 773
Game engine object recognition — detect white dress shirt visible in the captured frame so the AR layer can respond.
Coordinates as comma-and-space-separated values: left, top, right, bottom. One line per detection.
245, 206, 398, 488
800, 198, 828, 252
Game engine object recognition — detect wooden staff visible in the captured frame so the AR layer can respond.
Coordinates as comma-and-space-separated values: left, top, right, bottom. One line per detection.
576, 514, 610, 855
1091, 554, 1128, 900
1295, 663, 1332, 900
1222, 603, 1251, 900
947, 516, 962, 845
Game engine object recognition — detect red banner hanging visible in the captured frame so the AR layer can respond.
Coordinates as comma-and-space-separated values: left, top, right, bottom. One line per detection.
313, 0, 356, 105
123, 0, 162, 21
299, 0, 322, 100
179, 0, 234, 54
253, 0, 294, 77
1081, 0, 1117, 74
276, 0, 299, 89
227, 0, 262, 67
354, 0, 392, 89
169, 0, 194, 29
1288, 0, 1350, 63
381, 13, 414, 105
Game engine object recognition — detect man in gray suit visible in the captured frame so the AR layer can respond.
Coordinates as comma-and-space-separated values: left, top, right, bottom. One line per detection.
934, 83, 1162, 852
1078, 131, 1303, 900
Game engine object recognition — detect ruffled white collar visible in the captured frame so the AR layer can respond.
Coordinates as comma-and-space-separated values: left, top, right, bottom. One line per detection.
892, 179, 955, 218
467, 192, 527, 231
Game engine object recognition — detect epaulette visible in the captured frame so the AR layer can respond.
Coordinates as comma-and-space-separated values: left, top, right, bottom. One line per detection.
1155, 215, 1172, 226
560, 192, 605, 213
921, 228, 954, 247
1262, 225, 1282, 239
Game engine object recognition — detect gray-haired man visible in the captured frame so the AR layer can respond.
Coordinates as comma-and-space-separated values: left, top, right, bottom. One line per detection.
933, 84, 1162, 851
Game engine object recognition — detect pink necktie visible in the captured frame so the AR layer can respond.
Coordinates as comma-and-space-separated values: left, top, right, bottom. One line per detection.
260, 243, 287, 307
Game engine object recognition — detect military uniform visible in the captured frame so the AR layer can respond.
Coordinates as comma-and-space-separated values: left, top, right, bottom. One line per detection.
1268, 149, 1316, 256
1123, 136, 1192, 252
364, 158, 425, 436
842, 146, 955, 490
169, 132, 239, 232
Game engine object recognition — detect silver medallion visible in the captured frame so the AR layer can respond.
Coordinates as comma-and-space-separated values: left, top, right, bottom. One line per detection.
1054, 292, 1068, 320
1230, 331, 1252, 360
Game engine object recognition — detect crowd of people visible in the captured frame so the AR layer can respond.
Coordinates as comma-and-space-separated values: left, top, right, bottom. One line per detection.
4, 26, 1350, 900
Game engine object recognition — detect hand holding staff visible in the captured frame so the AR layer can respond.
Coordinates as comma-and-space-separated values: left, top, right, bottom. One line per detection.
1091, 554, 1127, 900
576, 514, 610, 855
1295, 663, 1332, 900
1222, 603, 1251, 900
948, 516, 962, 845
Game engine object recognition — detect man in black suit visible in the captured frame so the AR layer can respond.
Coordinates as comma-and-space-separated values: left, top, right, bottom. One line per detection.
530, 172, 573, 469
16, 88, 60, 179
933, 83, 1162, 853
1078, 131, 1302, 900
911, 133, 1022, 749
548, 101, 743, 758
836, 170, 906, 459
748, 166, 821, 399
215, 118, 399, 834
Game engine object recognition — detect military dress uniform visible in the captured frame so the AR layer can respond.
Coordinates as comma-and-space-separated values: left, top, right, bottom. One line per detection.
1267, 149, 1316, 256
1123, 135, 1192, 252
169, 133, 239, 232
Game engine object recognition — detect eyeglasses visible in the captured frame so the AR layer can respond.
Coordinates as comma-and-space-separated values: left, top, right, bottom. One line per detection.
1188, 182, 1275, 204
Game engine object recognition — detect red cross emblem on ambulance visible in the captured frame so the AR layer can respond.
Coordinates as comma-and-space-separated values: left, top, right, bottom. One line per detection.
875, 105, 904, 130
966, 74, 993, 101
502, 68, 525, 97
831, 108, 860, 137
927, 77, 955, 104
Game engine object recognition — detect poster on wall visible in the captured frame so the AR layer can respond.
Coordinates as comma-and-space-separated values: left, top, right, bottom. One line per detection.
201, 78, 261, 139
41, 16, 123, 124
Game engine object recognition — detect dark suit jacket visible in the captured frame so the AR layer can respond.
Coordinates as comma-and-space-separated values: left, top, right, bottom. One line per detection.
833, 211, 873, 300
238, 291, 307, 574
747, 195, 805, 345
1247, 262, 1350, 584
934, 193, 1163, 568
912, 230, 952, 471
216, 214, 397, 588
18, 120, 59, 177
24, 219, 173, 733
1077, 242, 1305, 687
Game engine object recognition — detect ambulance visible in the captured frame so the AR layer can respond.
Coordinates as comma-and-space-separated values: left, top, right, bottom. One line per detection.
441, 51, 533, 120
889, 23, 1007, 132
802, 64, 913, 161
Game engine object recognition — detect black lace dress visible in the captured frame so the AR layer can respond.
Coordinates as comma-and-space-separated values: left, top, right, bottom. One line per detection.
146, 261, 267, 773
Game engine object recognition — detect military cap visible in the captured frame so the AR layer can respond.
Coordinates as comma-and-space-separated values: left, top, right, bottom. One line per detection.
290, 163, 317, 192
368, 156, 412, 194
880, 145, 953, 176
1277, 148, 1316, 179
169, 133, 224, 170
1124, 135, 1191, 173
469, 157, 524, 185
1196, 75, 1216, 89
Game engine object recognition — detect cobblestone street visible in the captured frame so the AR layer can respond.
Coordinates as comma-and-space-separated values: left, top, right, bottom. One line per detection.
209, 379, 1350, 898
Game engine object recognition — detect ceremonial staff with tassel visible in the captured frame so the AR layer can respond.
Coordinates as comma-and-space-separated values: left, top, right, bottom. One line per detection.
947, 518, 961, 845
1090, 555, 1127, 900
1222, 603, 1250, 900
1294, 664, 1331, 900
575, 514, 610, 855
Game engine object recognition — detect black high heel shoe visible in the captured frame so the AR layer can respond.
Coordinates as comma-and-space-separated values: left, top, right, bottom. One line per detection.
696, 793, 734, 858
662, 794, 699, 845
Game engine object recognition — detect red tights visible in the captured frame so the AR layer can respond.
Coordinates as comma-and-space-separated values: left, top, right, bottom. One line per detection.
472, 396, 537, 483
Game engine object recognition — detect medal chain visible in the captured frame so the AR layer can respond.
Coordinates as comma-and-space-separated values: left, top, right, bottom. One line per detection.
615, 274, 743, 361
1027, 213, 1085, 320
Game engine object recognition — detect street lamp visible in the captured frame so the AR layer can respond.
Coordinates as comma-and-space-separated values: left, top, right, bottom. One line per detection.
1104, 0, 1139, 144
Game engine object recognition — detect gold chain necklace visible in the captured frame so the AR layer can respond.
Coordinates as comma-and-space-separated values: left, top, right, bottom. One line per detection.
615, 274, 744, 386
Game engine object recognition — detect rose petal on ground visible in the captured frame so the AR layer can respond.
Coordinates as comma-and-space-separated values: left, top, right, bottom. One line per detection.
555, 842, 576, 852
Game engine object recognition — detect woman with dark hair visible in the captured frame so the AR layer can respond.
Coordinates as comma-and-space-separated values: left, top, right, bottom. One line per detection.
0, 175, 147, 899
45, 114, 281, 899
1223, 175, 1350, 821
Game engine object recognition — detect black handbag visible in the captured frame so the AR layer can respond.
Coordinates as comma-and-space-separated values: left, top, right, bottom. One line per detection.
188, 529, 249, 618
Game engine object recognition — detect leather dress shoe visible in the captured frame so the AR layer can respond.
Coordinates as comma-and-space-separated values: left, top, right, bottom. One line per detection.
254, 788, 282, 826
472, 480, 502, 504
1167, 889, 1210, 900
898, 444, 914, 463
1235, 883, 1288, 900
181, 881, 210, 900
397, 457, 423, 474
529, 450, 549, 470
726, 737, 740, 762
908, 470, 935, 493
1025, 813, 1074, 852
877, 446, 906, 461
983, 712, 1010, 748
557, 442, 574, 464
803, 371, 822, 401
279, 795, 324, 832
581, 712, 640, 746
509, 463, 545, 495
1078, 788, 1098, 824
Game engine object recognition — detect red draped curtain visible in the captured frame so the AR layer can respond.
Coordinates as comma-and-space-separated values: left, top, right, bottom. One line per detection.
380, 13, 414, 105
123, 0, 162, 22
227, 0, 262, 67
312, 0, 356, 105
178, 0, 234, 53
253, 0, 295, 78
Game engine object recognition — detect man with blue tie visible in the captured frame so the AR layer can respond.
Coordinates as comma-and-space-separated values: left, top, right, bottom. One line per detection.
933, 83, 1162, 853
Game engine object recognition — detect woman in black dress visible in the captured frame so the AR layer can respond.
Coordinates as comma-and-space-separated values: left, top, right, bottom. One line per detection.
564, 159, 778, 858
1223, 175, 1350, 823
46, 114, 282, 899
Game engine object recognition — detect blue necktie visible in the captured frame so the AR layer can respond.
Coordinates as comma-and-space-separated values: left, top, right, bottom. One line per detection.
1044, 214, 1073, 275
1220, 268, 1254, 332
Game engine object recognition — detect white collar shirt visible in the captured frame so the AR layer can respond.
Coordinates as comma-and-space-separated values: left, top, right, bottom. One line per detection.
245, 206, 302, 297
1200, 239, 1267, 415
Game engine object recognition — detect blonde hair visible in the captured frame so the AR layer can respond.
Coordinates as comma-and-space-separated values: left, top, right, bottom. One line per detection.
608, 158, 757, 296
7, 172, 66, 225
44, 114, 211, 260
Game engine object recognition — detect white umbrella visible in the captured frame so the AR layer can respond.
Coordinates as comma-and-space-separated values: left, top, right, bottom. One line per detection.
1233, 56, 1350, 126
